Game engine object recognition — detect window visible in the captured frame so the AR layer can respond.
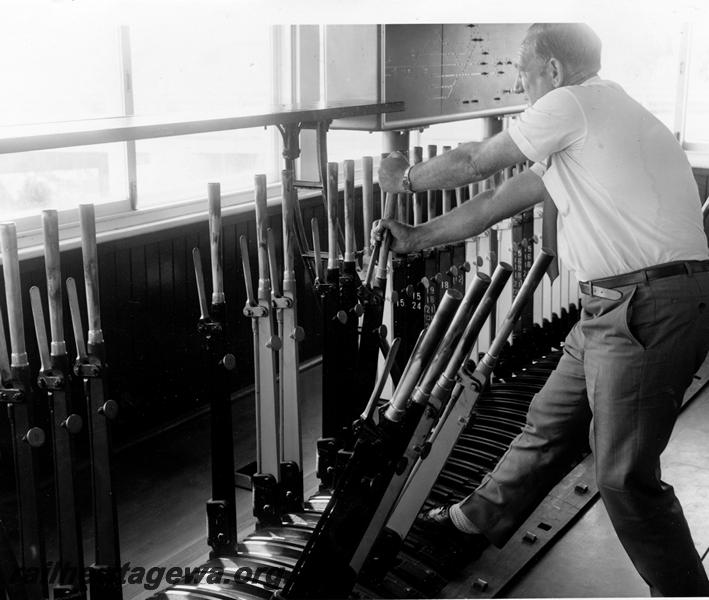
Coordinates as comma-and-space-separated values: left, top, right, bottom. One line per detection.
1, 17, 708, 237
412, 121, 486, 154
326, 130, 383, 165
135, 130, 273, 207
0, 10, 127, 217
591, 18, 684, 132
684, 25, 709, 144
125, 13, 277, 208
0, 11, 123, 125
0, 7, 281, 223
0, 144, 128, 220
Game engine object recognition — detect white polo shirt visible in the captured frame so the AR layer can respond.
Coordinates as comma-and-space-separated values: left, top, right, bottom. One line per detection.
508, 76, 708, 282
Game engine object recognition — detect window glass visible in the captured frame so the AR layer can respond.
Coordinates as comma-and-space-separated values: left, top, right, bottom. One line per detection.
327, 130, 383, 165
413, 120, 486, 154
129, 17, 272, 115
0, 144, 128, 219
590, 18, 683, 131
685, 25, 709, 143
129, 13, 277, 207
135, 130, 273, 207
0, 9, 127, 216
0, 11, 123, 125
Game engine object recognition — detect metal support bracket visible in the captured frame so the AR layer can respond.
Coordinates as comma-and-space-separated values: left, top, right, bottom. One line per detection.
36, 369, 66, 391
0, 387, 25, 404
73, 357, 103, 379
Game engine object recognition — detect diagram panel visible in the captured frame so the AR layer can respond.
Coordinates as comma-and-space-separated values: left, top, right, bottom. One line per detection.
384, 25, 444, 125
383, 23, 529, 129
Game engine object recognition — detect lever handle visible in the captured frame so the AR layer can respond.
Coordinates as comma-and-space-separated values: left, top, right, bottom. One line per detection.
362, 156, 374, 257
281, 169, 296, 276
327, 162, 339, 270
267, 228, 282, 298
65, 277, 87, 362
78, 204, 103, 347
311, 218, 324, 282
0, 223, 28, 368
344, 159, 356, 263
0, 310, 12, 384
374, 192, 397, 286
29, 287, 52, 373
208, 183, 225, 305
42, 209, 66, 357
360, 337, 401, 421
426, 145, 438, 219
239, 235, 257, 307
192, 247, 210, 320
364, 239, 380, 288
412, 146, 423, 226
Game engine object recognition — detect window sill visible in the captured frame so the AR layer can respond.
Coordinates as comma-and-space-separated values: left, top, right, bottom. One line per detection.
16, 163, 376, 262
16, 181, 291, 261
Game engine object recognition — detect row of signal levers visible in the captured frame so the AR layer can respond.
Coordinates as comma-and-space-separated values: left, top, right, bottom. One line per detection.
0, 144, 581, 600
153, 146, 581, 599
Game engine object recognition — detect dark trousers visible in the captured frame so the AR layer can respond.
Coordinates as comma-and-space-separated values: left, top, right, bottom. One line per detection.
459, 270, 709, 596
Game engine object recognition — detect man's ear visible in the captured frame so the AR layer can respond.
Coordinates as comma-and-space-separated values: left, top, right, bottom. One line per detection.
548, 57, 565, 88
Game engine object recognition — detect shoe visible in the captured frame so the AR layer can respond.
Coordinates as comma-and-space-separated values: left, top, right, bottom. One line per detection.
417, 505, 459, 535
415, 505, 489, 565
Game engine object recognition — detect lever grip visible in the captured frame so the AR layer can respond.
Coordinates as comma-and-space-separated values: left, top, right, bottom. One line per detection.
66, 277, 87, 362
311, 218, 324, 282
192, 247, 210, 320
326, 162, 339, 270
29, 286, 51, 373
239, 235, 257, 307
362, 156, 374, 255
282, 169, 296, 276
254, 175, 272, 303
360, 337, 401, 422
42, 209, 66, 357
0, 222, 28, 367
411, 146, 423, 226
208, 182, 225, 305
374, 192, 397, 286
344, 159, 356, 263
267, 228, 282, 298
78, 204, 103, 347
0, 310, 12, 383
480, 249, 555, 378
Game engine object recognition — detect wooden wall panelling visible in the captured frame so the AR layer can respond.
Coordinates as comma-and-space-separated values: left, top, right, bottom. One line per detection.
0, 188, 369, 489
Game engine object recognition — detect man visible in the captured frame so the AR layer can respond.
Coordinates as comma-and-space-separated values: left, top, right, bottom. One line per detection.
374, 23, 709, 597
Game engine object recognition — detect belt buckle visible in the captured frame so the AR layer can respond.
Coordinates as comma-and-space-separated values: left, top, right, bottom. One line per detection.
590, 283, 622, 301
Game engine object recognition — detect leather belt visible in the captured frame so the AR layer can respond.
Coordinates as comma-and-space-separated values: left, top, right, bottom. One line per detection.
579, 260, 709, 301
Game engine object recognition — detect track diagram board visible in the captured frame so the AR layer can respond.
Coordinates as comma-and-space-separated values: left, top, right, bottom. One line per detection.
384, 24, 529, 128
329, 24, 530, 130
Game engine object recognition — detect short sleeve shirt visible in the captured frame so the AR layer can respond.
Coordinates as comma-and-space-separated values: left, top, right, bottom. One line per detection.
507, 77, 708, 281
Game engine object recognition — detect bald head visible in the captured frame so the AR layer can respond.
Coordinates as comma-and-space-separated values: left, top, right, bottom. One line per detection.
522, 23, 602, 85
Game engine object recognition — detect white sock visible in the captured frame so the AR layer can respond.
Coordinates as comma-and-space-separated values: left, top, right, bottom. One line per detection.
449, 502, 482, 534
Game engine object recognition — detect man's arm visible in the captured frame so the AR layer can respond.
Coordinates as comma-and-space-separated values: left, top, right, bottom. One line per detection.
378, 130, 528, 194
373, 169, 548, 253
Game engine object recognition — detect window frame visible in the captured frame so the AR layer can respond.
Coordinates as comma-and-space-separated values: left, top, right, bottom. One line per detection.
7, 20, 709, 262
680, 21, 709, 153
9, 23, 288, 257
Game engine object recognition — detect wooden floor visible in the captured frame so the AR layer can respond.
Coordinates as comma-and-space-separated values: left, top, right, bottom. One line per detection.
112, 365, 323, 600
7, 357, 708, 599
